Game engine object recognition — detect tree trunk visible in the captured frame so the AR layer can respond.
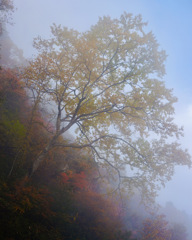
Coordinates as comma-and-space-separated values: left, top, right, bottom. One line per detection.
30, 141, 53, 176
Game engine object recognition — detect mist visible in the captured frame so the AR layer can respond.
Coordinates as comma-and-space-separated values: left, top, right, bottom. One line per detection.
2, 0, 192, 238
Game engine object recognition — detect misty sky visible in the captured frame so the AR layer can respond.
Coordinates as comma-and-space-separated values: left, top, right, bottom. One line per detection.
7, 0, 192, 214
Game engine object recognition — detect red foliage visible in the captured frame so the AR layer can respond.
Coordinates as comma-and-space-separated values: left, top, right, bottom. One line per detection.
60, 172, 69, 183
71, 171, 89, 190
0, 68, 24, 95
60, 170, 90, 190
0, 177, 54, 218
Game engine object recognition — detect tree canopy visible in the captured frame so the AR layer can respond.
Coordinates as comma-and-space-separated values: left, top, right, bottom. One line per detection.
22, 12, 191, 201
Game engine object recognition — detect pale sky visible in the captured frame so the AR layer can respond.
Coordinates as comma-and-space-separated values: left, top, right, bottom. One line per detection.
7, 0, 192, 214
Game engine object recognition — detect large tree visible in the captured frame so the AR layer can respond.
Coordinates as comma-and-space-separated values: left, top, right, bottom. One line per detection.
22, 13, 191, 201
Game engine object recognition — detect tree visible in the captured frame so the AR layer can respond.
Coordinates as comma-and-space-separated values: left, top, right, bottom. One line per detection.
141, 215, 171, 240
22, 13, 191, 201
170, 223, 188, 240
0, 68, 28, 179
0, 67, 52, 178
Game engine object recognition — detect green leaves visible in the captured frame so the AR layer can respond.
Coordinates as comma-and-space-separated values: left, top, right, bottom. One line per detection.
2, 118, 26, 141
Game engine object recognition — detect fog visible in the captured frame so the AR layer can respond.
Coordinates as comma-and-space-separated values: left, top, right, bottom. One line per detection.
7, 0, 192, 215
